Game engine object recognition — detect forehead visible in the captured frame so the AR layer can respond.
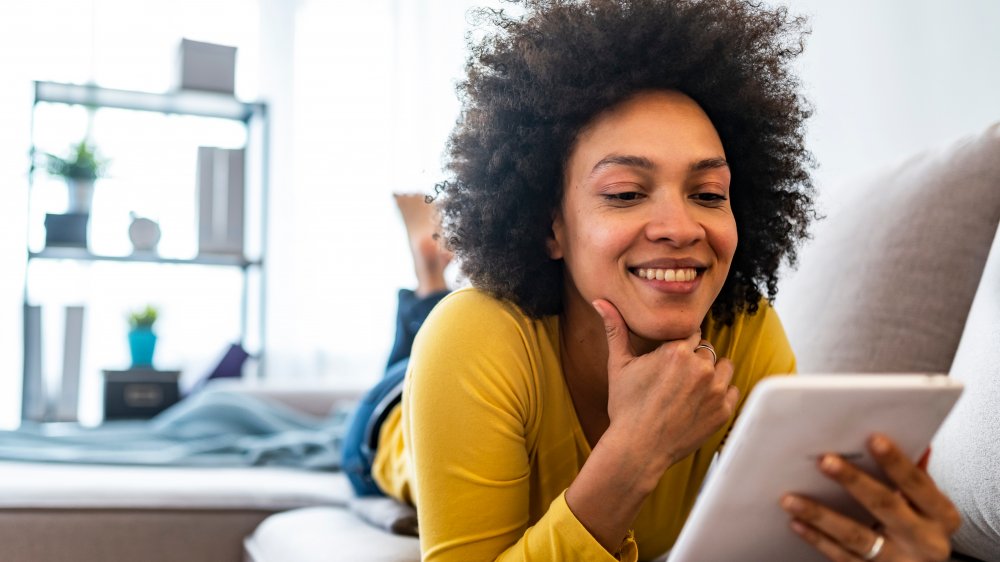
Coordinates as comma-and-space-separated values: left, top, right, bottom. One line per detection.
567, 90, 725, 174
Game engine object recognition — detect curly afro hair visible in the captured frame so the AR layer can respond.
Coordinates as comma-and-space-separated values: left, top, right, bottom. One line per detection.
436, 0, 815, 323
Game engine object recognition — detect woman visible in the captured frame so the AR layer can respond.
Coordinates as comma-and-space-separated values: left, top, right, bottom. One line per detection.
345, 1, 960, 560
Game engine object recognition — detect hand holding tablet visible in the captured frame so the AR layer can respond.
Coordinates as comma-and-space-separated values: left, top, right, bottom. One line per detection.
781, 432, 959, 562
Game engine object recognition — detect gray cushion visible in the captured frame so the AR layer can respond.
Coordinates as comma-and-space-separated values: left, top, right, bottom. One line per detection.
928, 223, 1000, 561
777, 123, 1000, 373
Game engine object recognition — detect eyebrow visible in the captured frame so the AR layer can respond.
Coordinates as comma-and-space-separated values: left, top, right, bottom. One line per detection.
589, 154, 654, 177
589, 154, 729, 177
690, 157, 729, 172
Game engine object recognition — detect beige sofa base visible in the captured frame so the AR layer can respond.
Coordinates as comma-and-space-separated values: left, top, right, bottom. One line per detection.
0, 508, 274, 562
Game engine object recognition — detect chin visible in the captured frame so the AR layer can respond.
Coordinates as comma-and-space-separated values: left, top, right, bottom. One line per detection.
629, 318, 705, 344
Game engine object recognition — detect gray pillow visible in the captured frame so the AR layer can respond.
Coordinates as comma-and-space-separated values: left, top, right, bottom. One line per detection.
928, 223, 1000, 562
777, 123, 1000, 374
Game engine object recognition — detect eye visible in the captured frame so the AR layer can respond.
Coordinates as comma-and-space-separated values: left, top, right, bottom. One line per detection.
692, 192, 728, 205
603, 191, 645, 203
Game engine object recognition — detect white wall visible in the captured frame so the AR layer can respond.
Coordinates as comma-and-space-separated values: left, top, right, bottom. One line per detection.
787, 0, 1000, 206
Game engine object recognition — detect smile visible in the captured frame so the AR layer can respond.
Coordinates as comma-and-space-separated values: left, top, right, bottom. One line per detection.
632, 267, 699, 282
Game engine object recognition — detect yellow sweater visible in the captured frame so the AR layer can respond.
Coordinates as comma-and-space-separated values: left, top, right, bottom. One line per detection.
373, 287, 796, 561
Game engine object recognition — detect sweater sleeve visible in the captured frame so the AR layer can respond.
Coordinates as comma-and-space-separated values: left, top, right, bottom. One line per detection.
402, 290, 632, 562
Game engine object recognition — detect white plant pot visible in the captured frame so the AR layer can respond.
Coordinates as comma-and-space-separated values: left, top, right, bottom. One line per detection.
66, 178, 95, 214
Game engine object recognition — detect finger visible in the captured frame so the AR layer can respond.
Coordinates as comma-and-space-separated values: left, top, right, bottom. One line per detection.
724, 381, 740, 412
782, 495, 886, 560
789, 519, 870, 562
712, 359, 738, 414
684, 331, 703, 350
817, 454, 922, 533
916, 447, 931, 471
591, 299, 634, 365
868, 435, 961, 533
713, 357, 735, 387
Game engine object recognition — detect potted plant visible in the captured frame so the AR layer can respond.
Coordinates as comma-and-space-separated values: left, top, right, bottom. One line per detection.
44, 140, 109, 214
127, 305, 159, 368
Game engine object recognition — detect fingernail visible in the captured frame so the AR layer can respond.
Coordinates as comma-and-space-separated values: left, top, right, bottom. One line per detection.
871, 435, 890, 455
790, 520, 808, 535
781, 495, 802, 513
821, 454, 841, 473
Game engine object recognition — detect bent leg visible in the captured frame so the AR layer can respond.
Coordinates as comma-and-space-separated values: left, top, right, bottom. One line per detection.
343, 194, 452, 496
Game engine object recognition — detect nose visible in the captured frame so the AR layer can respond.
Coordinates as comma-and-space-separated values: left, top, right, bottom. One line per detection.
643, 194, 705, 247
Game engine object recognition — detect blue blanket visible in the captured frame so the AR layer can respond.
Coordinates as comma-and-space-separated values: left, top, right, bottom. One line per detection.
0, 391, 348, 469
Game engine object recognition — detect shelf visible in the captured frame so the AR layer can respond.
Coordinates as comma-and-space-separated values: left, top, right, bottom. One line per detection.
23, 79, 271, 423
34, 81, 263, 122
29, 247, 259, 268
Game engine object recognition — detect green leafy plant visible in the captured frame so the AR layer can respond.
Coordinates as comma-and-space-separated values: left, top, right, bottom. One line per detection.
127, 305, 159, 330
44, 140, 108, 180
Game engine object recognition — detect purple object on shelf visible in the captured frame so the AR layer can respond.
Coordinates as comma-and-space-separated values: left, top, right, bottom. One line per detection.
208, 342, 249, 380
188, 342, 249, 394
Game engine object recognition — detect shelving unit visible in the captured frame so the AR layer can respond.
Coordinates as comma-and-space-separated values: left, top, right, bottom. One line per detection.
22, 81, 269, 423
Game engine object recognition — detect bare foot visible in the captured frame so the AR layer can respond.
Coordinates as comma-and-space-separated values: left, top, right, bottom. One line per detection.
394, 193, 453, 297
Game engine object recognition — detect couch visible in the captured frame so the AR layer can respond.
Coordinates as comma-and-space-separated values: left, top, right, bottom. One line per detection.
2, 123, 998, 562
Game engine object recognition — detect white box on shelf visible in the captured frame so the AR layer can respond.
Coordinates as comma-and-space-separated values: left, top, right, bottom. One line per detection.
175, 38, 237, 95
197, 146, 245, 256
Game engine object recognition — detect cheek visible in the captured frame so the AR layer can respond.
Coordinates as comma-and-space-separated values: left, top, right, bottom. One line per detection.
711, 218, 739, 263
558, 220, 627, 290
569, 216, 631, 266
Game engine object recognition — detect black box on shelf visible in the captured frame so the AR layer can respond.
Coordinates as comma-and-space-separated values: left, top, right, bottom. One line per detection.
44, 213, 89, 248
103, 368, 181, 420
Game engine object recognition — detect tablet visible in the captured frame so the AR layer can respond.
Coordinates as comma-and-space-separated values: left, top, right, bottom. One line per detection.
667, 374, 963, 562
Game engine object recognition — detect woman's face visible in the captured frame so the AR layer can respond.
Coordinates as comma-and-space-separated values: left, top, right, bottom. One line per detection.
550, 90, 737, 344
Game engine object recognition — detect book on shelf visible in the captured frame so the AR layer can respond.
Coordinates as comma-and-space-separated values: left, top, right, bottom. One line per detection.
55, 305, 85, 422
197, 146, 245, 257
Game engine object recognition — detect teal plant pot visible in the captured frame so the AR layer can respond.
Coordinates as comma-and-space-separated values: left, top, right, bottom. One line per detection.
128, 328, 157, 367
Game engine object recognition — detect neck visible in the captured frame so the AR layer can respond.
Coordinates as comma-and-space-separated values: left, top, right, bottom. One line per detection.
559, 307, 609, 412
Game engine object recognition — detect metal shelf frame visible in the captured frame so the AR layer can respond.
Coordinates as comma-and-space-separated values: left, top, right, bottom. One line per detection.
34, 81, 264, 122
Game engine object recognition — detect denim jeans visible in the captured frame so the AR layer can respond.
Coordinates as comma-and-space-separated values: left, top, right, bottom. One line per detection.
341, 288, 449, 496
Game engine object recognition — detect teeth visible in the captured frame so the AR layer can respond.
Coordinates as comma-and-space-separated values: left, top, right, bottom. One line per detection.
635, 268, 698, 282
